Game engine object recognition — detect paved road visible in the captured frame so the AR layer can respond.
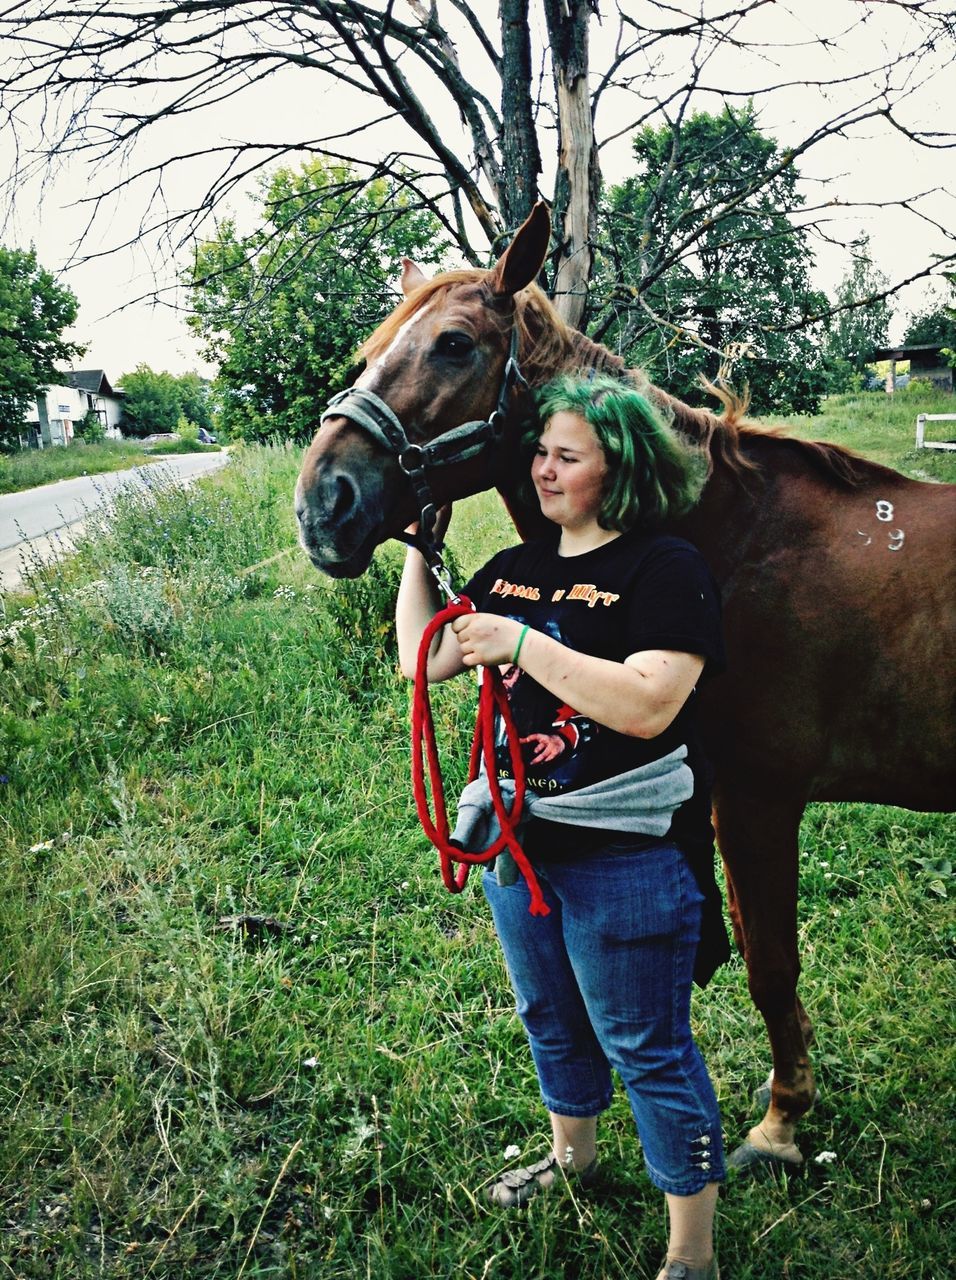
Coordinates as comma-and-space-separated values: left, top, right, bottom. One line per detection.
0, 451, 230, 592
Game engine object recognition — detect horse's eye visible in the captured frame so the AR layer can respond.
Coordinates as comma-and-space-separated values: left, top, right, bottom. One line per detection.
435, 331, 475, 359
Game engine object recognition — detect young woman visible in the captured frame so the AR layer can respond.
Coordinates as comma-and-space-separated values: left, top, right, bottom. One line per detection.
396, 374, 728, 1280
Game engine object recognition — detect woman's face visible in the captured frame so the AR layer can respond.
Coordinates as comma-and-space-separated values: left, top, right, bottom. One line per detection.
531, 411, 608, 533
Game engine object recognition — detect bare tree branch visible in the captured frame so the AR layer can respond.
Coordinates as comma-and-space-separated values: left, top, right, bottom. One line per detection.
0, 0, 951, 349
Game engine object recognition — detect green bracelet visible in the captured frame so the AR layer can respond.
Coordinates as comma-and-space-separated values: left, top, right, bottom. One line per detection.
512, 624, 530, 666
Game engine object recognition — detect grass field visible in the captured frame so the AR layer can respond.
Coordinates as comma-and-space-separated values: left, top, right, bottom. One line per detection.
0, 439, 223, 497
0, 399, 953, 1278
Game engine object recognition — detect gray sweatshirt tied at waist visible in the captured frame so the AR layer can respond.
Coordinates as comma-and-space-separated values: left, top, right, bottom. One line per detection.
450, 745, 693, 884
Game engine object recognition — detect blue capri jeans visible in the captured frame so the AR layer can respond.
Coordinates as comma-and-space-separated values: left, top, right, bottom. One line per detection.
482, 839, 725, 1196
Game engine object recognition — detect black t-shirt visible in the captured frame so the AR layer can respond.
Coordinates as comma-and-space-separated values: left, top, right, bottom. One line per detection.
462, 526, 725, 857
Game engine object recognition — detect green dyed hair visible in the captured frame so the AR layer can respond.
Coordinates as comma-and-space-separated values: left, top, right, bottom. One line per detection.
530, 374, 704, 532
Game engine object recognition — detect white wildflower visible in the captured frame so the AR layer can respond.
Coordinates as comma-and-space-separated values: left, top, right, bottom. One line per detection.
302, 1056, 319, 1069
503, 1144, 521, 1160
29, 840, 54, 853
814, 1150, 838, 1164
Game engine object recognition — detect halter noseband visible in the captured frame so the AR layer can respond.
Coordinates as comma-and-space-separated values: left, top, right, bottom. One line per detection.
319, 324, 527, 595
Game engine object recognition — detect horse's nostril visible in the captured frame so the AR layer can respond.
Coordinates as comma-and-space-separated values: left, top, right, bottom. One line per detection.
328, 472, 358, 524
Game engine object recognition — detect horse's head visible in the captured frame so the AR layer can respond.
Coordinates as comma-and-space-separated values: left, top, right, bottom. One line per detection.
295, 203, 551, 576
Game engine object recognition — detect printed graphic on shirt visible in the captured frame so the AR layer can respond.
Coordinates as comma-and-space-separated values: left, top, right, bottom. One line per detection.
562, 583, 621, 607
489, 577, 541, 602
496, 616, 600, 794
492, 575, 620, 609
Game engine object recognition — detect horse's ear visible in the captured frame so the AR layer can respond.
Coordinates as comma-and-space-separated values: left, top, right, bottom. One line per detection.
488, 200, 550, 295
401, 258, 429, 296
489, 201, 551, 297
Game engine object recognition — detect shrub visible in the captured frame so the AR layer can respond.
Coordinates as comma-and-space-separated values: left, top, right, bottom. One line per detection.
77, 410, 106, 444
98, 563, 182, 655
176, 414, 200, 442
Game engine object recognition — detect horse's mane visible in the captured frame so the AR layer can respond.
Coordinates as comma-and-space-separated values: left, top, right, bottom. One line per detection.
513, 289, 878, 489
358, 271, 879, 491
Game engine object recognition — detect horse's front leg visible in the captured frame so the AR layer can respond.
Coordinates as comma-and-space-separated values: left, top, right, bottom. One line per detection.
714, 784, 816, 1173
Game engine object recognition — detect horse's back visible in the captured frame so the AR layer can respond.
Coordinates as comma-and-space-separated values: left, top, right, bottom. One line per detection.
693, 463, 955, 812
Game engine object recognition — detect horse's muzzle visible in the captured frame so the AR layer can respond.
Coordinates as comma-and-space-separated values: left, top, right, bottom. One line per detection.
294, 467, 382, 578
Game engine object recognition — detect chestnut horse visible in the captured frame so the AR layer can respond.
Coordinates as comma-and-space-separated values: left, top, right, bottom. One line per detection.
295, 202, 956, 1171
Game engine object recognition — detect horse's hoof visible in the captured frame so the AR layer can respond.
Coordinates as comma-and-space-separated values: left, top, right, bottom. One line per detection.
727, 1140, 803, 1179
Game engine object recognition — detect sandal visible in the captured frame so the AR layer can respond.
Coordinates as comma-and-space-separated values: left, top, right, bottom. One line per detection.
484, 1152, 598, 1208
655, 1259, 719, 1280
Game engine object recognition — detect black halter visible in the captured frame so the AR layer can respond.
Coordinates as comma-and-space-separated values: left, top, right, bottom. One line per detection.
319, 324, 527, 596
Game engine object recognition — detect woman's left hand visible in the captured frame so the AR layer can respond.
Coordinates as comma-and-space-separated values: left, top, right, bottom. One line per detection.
450, 613, 524, 668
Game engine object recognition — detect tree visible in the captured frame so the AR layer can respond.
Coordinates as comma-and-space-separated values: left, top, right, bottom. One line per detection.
822, 237, 892, 393
187, 160, 448, 442
0, 245, 84, 450
1, 3, 953, 385
174, 372, 214, 434
902, 275, 956, 350
595, 106, 830, 414
119, 365, 206, 438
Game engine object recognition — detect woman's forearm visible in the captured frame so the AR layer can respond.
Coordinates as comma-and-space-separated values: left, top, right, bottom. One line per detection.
450, 610, 703, 738
518, 628, 703, 739
395, 550, 465, 681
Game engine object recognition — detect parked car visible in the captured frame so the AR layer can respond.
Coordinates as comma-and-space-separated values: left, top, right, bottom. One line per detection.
198, 427, 217, 444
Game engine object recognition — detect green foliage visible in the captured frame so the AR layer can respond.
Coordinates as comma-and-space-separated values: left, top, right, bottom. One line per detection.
76, 408, 106, 444
142, 435, 211, 456
597, 104, 829, 415
119, 364, 213, 438
822, 237, 892, 391
904, 308, 956, 348
175, 414, 199, 442
174, 370, 214, 432
0, 439, 221, 495
187, 159, 449, 444
67, 447, 300, 580
0, 245, 85, 451
902, 273, 956, 357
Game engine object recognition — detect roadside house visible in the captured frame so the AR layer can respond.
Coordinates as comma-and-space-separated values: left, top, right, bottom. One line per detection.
25, 370, 125, 448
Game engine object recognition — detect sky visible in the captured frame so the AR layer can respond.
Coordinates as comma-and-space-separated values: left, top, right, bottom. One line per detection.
3, 0, 954, 385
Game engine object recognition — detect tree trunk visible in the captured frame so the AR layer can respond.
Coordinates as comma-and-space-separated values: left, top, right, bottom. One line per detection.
499, 0, 542, 247
543, 0, 601, 329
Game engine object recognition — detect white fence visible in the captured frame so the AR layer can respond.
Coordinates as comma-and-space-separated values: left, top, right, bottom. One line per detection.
915, 414, 956, 452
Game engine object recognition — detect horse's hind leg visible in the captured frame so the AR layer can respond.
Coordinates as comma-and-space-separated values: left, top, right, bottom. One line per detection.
714, 785, 817, 1172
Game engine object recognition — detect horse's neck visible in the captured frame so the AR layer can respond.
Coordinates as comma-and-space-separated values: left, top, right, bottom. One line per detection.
540, 329, 729, 446
563, 330, 629, 380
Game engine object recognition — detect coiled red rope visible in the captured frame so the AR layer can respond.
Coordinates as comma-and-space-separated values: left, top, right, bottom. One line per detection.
410, 596, 550, 916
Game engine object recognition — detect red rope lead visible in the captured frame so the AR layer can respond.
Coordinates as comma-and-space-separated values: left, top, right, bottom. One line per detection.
410, 597, 550, 916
